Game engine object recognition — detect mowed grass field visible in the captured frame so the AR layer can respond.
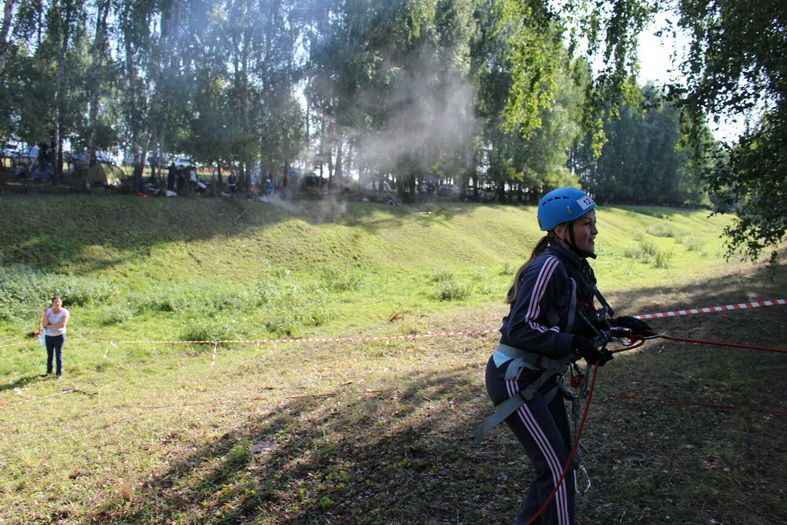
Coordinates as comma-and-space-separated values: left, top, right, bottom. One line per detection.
0, 195, 784, 524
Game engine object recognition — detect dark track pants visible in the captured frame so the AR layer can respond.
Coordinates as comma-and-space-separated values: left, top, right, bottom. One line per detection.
45, 334, 65, 376
485, 356, 575, 525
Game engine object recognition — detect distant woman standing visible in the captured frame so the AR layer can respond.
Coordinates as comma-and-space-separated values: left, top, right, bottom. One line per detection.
42, 295, 70, 379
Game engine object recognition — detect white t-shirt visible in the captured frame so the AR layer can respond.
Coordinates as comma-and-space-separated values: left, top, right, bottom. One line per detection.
44, 308, 69, 336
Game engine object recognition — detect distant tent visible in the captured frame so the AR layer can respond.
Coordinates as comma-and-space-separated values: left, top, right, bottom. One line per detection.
88, 163, 124, 187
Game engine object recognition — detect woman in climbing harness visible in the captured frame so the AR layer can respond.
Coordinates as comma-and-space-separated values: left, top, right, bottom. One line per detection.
478, 187, 653, 525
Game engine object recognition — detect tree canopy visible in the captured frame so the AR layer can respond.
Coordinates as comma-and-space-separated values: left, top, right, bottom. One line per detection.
0, 0, 782, 258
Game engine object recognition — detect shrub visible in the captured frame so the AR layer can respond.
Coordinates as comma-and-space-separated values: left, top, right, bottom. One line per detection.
623, 245, 644, 259
639, 240, 658, 257
321, 268, 364, 292
428, 269, 454, 283
500, 262, 517, 276
226, 440, 251, 468
436, 280, 469, 301
681, 236, 705, 252
473, 283, 496, 296
131, 291, 179, 313
180, 316, 250, 345
263, 302, 329, 337
0, 265, 117, 321
654, 248, 674, 268
97, 306, 133, 326
250, 282, 330, 336
645, 224, 675, 237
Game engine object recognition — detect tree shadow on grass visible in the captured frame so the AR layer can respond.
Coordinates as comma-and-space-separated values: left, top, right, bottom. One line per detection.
336, 201, 489, 233
614, 204, 713, 219
0, 196, 484, 275
87, 364, 508, 524
0, 196, 292, 274
83, 258, 786, 524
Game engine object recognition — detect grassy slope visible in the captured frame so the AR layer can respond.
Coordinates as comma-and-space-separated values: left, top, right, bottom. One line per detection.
0, 195, 784, 524
0, 196, 732, 341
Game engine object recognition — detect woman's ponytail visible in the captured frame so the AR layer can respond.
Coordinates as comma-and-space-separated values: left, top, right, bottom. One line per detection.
506, 234, 553, 304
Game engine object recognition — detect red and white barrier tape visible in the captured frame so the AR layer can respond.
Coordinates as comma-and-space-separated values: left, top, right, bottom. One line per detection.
0, 328, 500, 349
0, 341, 29, 349
88, 328, 500, 346
634, 298, 786, 320
1, 298, 783, 349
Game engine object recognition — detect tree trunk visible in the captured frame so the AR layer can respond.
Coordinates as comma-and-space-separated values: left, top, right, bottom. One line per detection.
334, 132, 343, 184
0, 0, 15, 78
87, 0, 110, 168
54, 0, 75, 177
124, 31, 142, 191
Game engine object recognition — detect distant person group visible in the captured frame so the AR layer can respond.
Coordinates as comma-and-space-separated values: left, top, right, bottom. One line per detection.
11, 142, 57, 182
5, 152, 321, 200
154, 163, 273, 198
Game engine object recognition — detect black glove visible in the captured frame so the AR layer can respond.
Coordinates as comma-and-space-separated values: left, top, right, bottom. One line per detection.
613, 316, 655, 336
573, 335, 613, 367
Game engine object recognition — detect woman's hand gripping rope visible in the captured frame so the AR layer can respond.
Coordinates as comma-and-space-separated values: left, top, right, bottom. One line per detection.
599, 316, 659, 353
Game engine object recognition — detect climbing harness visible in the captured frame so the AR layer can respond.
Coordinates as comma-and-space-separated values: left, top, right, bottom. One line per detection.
474, 344, 571, 442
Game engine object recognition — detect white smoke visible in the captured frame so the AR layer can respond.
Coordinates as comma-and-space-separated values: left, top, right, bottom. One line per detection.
355, 55, 478, 176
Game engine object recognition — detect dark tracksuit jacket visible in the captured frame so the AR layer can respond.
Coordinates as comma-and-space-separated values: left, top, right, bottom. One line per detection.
485, 241, 600, 525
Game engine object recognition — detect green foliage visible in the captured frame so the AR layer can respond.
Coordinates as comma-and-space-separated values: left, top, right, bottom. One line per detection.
320, 268, 365, 292
95, 306, 133, 327
680, 236, 705, 252
499, 262, 516, 276
0, 196, 734, 343
436, 280, 470, 301
428, 270, 455, 283
654, 247, 674, 268
5, 0, 778, 261
226, 440, 252, 468
0, 265, 117, 321
645, 224, 675, 238
639, 240, 657, 257
497, 0, 561, 138
581, 87, 703, 206
623, 244, 644, 260
703, 112, 785, 262
622, 239, 675, 269
181, 317, 251, 345
674, 0, 786, 260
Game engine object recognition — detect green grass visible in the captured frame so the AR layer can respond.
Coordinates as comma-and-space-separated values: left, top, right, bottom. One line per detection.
0, 197, 734, 344
0, 195, 784, 524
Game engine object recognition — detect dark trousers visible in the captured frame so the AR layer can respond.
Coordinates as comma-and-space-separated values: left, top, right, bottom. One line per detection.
485, 356, 575, 525
45, 335, 65, 376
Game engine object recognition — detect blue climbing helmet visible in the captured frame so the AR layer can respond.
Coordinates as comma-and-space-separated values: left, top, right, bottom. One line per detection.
537, 187, 597, 232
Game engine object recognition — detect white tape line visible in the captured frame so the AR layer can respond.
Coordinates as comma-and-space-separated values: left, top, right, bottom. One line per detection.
635, 299, 786, 320
1, 299, 783, 349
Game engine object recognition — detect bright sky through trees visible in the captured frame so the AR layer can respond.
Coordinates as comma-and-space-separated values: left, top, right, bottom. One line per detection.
637, 12, 745, 142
